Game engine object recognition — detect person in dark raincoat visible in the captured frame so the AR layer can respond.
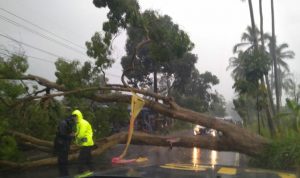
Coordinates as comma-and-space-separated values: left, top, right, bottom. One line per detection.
54, 115, 76, 176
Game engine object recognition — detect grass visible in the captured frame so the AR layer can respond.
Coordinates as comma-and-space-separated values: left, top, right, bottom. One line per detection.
249, 131, 300, 170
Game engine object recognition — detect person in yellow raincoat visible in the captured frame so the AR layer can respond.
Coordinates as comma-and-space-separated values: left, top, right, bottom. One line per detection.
72, 109, 94, 173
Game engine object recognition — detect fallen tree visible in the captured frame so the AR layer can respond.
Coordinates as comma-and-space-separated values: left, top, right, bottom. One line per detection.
0, 74, 271, 169
1, 130, 265, 170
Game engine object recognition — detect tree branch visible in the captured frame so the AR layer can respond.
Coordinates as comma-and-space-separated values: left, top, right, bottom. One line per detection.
2, 74, 172, 104
121, 38, 151, 87
0, 97, 11, 107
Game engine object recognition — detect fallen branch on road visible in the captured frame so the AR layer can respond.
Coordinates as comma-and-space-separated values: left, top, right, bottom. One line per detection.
1, 131, 268, 170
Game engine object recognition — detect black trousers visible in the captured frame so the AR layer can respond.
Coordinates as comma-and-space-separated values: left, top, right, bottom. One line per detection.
78, 146, 94, 173
56, 140, 70, 176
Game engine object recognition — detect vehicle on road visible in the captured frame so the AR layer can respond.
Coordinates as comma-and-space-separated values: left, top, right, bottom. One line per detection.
193, 125, 218, 137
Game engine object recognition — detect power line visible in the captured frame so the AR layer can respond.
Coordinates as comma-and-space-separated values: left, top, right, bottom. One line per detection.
0, 33, 63, 58
0, 7, 86, 50
0, 49, 54, 64
0, 47, 121, 79
26, 55, 55, 64
0, 14, 87, 56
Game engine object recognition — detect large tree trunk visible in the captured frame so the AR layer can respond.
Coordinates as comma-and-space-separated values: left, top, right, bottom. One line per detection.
257, 0, 276, 137
259, 0, 276, 116
265, 74, 276, 115
271, 0, 280, 112
91, 92, 269, 152
153, 70, 158, 94
153, 69, 158, 102
261, 77, 276, 137
248, 0, 258, 49
1, 130, 269, 169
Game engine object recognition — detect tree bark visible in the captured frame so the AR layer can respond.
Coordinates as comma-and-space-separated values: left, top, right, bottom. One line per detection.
260, 78, 276, 137
91, 94, 269, 154
265, 74, 276, 115
1, 131, 269, 169
256, 95, 261, 135
248, 0, 259, 50
258, 0, 276, 137
259, 0, 276, 116
271, 0, 280, 112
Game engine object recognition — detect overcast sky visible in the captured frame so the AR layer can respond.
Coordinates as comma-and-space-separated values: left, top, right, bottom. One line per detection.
0, 0, 299, 102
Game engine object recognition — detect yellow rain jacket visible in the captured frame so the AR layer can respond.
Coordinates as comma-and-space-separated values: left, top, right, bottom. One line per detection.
72, 110, 94, 147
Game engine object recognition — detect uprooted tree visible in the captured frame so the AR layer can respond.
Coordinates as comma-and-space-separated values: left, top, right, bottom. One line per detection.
0, 0, 271, 170
0, 73, 270, 169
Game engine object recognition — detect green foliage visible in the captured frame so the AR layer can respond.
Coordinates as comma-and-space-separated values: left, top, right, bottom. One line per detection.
244, 50, 270, 83
0, 55, 28, 106
0, 54, 28, 161
0, 80, 27, 101
172, 69, 221, 113
0, 135, 22, 161
169, 120, 192, 132
6, 100, 65, 140
0, 55, 28, 78
274, 99, 300, 134
231, 50, 271, 95
85, 32, 114, 70
232, 26, 260, 53
55, 59, 104, 89
174, 93, 209, 113
233, 94, 257, 126
143, 10, 194, 60
0, 118, 8, 136
250, 133, 300, 170
92, 103, 129, 138
209, 92, 227, 117
93, 0, 141, 34
121, 10, 194, 88
62, 95, 129, 138
250, 100, 300, 169
91, 0, 216, 116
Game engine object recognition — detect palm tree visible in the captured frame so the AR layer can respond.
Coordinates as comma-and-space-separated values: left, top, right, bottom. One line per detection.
228, 51, 246, 80
275, 43, 295, 72
245, 0, 259, 50
266, 38, 295, 105
233, 26, 260, 53
237, 0, 276, 136
270, 0, 280, 112
276, 43, 295, 103
228, 48, 270, 135
259, 0, 276, 116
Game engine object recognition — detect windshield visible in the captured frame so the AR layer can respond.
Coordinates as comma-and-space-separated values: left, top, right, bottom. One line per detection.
0, 0, 299, 178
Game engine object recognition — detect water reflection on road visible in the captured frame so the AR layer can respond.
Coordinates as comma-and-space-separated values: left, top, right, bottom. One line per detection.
192, 147, 200, 166
114, 144, 243, 169
211, 150, 217, 168
191, 146, 240, 169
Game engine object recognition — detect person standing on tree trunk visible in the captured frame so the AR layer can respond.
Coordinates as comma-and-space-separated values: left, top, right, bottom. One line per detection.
72, 109, 95, 174
53, 115, 76, 177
